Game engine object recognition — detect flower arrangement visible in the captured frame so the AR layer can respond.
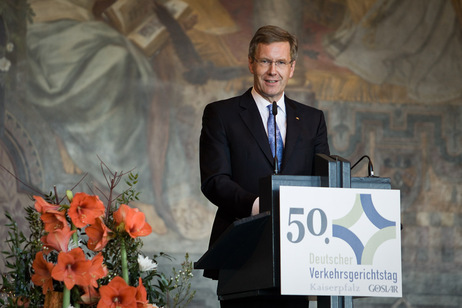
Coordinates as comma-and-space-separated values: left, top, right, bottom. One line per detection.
0, 162, 195, 307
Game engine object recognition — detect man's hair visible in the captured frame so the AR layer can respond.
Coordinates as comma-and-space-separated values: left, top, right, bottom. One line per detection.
248, 25, 298, 62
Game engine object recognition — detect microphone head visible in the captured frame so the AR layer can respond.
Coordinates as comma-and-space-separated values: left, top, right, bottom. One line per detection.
368, 160, 375, 177
272, 101, 278, 115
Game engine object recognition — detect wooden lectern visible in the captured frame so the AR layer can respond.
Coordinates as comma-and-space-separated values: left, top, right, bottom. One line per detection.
195, 154, 391, 308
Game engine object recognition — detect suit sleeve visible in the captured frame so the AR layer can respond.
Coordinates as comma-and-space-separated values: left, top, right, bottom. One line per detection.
315, 111, 330, 156
199, 103, 258, 219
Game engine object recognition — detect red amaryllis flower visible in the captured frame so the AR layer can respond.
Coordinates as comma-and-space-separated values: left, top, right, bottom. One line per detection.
97, 276, 137, 308
34, 195, 60, 214
135, 277, 147, 306
41, 226, 76, 253
68, 192, 105, 228
86, 217, 113, 251
114, 204, 152, 238
41, 210, 68, 233
88, 253, 108, 288
31, 252, 55, 294
81, 285, 101, 305
113, 204, 129, 224
135, 277, 157, 308
51, 248, 92, 289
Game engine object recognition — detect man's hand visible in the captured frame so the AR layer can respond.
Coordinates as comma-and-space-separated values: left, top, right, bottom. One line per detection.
251, 197, 260, 216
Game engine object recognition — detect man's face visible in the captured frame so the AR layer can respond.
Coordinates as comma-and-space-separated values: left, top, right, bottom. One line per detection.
248, 42, 296, 102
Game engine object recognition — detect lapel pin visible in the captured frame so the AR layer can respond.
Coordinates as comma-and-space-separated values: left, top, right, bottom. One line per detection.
296, 117, 300, 120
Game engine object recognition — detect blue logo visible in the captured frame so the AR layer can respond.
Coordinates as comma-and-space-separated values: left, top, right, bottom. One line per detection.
332, 194, 397, 265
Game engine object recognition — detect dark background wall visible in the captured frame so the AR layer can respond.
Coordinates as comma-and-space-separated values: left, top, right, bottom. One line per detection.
1, 0, 461, 307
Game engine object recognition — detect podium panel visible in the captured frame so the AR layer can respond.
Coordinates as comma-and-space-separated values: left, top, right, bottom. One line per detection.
279, 186, 402, 297
195, 154, 399, 307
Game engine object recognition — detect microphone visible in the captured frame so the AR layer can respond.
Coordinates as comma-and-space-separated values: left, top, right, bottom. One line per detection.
351, 155, 375, 177
272, 101, 279, 174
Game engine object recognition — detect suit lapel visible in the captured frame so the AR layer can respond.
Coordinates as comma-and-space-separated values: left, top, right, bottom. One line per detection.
282, 98, 302, 169
238, 91, 274, 165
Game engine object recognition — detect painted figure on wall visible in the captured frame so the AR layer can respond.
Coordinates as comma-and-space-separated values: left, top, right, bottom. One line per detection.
323, 0, 462, 103
2, 0, 461, 253
25, 0, 166, 229
12, 0, 249, 251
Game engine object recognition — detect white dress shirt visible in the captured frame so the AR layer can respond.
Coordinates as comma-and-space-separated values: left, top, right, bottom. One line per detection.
250, 88, 287, 215
251, 87, 287, 146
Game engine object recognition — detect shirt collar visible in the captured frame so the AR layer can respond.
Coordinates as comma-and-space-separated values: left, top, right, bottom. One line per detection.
251, 88, 286, 115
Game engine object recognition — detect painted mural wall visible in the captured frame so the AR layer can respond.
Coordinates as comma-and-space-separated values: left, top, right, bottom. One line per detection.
1, 0, 461, 307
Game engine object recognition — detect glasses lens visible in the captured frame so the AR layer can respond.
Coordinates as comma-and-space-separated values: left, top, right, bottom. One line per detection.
255, 59, 291, 68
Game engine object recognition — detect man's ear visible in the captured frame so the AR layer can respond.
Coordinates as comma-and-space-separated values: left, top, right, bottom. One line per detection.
289, 60, 296, 78
248, 57, 255, 74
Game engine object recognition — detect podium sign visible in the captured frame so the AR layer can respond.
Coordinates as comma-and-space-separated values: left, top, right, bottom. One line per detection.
279, 186, 402, 298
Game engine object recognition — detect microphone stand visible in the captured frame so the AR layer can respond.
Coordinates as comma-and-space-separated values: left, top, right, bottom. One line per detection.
272, 101, 279, 174
351, 155, 375, 177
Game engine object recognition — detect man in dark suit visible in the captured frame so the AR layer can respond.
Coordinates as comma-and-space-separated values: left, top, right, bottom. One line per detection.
199, 25, 330, 306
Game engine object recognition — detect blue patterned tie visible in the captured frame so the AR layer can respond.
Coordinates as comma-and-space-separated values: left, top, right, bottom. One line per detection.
267, 104, 283, 171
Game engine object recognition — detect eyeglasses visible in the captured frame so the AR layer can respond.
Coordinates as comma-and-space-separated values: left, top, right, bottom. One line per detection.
253, 58, 294, 68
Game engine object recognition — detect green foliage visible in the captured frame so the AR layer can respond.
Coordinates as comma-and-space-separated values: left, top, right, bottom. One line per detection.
162, 253, 197, 308
0, 209, 44, 307
117, 172, 140, 205
99, 230, 144, 285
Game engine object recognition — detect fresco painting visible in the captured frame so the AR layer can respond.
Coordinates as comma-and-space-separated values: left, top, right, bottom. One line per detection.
1, 0, 461, 307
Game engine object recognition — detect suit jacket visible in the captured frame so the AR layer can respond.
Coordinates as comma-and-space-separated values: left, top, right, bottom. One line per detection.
199, 88, 330, 278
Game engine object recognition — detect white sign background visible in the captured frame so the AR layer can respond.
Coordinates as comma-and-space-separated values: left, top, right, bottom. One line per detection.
279, 186, 402, 297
